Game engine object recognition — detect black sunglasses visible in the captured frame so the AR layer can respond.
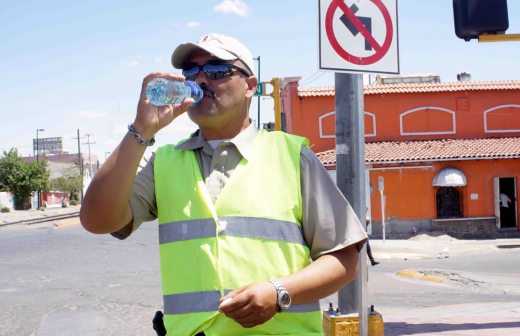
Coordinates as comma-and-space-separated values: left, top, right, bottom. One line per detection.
182, 62, 251, 81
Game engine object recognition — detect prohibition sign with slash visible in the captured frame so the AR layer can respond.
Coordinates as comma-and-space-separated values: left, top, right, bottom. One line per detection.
325, 0, 393, 65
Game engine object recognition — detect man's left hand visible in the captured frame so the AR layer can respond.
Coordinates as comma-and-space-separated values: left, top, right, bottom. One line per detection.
218, 281, 278, 328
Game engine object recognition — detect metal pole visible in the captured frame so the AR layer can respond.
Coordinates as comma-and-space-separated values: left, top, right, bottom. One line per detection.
76, 129, 83, 202
380, 191, 386, 242
335, 72, 368, 336
254, 56, 261, 128
271, 78, 281, 131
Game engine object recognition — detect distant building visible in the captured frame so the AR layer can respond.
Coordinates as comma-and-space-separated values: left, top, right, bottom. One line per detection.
23, 152, 98, 179
281, 77, 520, 239
22, 152, 98, 208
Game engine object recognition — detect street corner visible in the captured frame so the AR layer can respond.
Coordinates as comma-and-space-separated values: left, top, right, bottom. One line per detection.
396, 269, 446, 283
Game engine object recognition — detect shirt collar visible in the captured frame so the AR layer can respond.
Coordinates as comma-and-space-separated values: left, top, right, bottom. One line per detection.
175, 130, 208, 151
175, 122, 258, 161
228, 122, 257, 161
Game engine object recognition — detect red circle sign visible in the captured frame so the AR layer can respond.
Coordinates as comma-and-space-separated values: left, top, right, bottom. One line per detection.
325, 0, 393, 65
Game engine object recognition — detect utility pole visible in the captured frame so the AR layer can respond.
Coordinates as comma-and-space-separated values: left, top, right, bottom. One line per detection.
36, 128, 45, 209
72, 129, 84, 202
335, 72, 368, 336
83, 133, 96, 178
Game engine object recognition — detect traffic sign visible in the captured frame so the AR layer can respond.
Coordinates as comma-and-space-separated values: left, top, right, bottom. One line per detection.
319, 0, 399, 74
254, 82, 265, 96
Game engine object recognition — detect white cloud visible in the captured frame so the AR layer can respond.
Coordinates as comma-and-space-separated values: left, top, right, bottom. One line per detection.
186, 21, 201, 28
121, 58, 141, 67
154, 56, 166, 64
78, 110, 107, 119
214, 0, 250, 17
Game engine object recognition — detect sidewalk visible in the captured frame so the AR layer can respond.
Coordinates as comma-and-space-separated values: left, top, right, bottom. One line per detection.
370, 233, 520, 260
0, 205, 80, 226
381, 302, 520, 336
369, 234, 520, 336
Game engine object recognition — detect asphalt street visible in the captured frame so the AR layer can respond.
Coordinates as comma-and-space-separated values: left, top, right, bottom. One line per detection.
1, 213, 519, 335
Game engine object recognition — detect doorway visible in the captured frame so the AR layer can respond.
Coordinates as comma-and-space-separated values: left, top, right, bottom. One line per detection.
497, 177, 517, 229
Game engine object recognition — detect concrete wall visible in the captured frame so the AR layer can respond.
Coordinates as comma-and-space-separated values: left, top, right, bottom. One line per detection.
0, 192, 15, 210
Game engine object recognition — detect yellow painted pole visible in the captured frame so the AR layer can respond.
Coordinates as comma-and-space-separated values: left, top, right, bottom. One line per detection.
270, 78, 281, 131
478, 33, 520, 42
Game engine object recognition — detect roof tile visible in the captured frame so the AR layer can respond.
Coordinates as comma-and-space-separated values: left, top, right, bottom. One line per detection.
317, 137, 520, 165
298, 80, 520, 97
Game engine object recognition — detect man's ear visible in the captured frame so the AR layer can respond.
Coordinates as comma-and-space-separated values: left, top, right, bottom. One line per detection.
245, 76, 258, 98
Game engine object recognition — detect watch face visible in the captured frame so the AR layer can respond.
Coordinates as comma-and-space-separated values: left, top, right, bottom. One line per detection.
280, 292, 291, 307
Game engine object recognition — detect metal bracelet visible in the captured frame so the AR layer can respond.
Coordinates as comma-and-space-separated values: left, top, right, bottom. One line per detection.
127, 124, 155, 146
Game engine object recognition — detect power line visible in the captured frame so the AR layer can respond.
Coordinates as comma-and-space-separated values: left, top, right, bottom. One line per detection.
300, 71, 328, 86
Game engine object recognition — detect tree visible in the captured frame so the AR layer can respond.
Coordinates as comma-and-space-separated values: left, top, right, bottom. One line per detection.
50, 167, 82, 202
0, 149, 50, 209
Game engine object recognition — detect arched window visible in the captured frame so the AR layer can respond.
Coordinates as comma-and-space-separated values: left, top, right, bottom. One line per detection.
436, 187, 462, 218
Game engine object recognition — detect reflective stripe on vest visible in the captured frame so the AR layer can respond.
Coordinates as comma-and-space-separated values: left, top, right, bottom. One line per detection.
159, 216, 306, 245
163, 290, 320, 314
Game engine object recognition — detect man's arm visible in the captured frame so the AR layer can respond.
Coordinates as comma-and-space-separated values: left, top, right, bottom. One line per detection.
80, 72, 192, 234
218, 245, 359, 328
218, 146, 366, 328
80, 134, 147, 234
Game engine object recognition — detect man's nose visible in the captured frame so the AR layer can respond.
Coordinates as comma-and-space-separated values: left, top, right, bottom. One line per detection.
194, 69, 209, 86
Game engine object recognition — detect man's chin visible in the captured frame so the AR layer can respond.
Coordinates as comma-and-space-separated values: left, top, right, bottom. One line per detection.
187, 106, 220, 124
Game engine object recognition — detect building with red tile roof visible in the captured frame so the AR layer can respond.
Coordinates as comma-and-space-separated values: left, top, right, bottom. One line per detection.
281, 78, 520, 238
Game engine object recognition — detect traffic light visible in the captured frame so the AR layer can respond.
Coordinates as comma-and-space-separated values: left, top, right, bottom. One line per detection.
453, 0, 509, 41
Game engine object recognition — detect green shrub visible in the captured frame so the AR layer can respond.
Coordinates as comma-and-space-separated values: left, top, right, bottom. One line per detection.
1, 207, 10, 213
70, 199, 79, 206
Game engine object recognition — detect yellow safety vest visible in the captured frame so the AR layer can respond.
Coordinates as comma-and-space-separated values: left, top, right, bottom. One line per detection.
154, 129, 322, 335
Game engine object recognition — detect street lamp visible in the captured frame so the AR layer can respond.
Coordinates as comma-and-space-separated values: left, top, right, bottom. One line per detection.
36, 128, 44, 209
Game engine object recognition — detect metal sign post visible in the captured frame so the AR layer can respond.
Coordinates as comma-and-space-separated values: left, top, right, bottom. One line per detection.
318, 1, 398, 334
335, 72, 368, 336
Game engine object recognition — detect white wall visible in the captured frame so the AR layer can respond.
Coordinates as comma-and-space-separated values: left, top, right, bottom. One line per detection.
0, 192, 15, 210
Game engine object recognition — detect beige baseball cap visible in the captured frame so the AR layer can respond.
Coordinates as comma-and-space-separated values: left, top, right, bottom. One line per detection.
171, 33, 255, 76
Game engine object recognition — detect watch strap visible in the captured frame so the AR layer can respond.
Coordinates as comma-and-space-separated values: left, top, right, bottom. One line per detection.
269, 279, 291, 312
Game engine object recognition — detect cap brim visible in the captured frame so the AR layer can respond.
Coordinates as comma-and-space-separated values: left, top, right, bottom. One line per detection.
171, 42, 237, 69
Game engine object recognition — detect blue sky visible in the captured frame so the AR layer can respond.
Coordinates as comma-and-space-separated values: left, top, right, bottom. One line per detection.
1, 0, 519, 161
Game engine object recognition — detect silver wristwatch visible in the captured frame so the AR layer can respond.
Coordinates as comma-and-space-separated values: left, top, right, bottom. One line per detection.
269, 279, 291, 312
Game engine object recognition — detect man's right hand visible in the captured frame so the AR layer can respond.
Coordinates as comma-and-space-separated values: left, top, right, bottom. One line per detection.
81, 72, 193, 236
133, 72, 194, 142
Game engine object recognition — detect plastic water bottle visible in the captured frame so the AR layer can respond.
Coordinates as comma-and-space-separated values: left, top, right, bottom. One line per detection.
146, 78, 203, 106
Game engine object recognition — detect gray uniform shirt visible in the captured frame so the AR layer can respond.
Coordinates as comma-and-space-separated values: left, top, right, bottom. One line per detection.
126, 123, 366, 260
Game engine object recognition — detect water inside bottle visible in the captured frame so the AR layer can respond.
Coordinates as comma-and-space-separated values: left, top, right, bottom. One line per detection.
146, 78, 187, 106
